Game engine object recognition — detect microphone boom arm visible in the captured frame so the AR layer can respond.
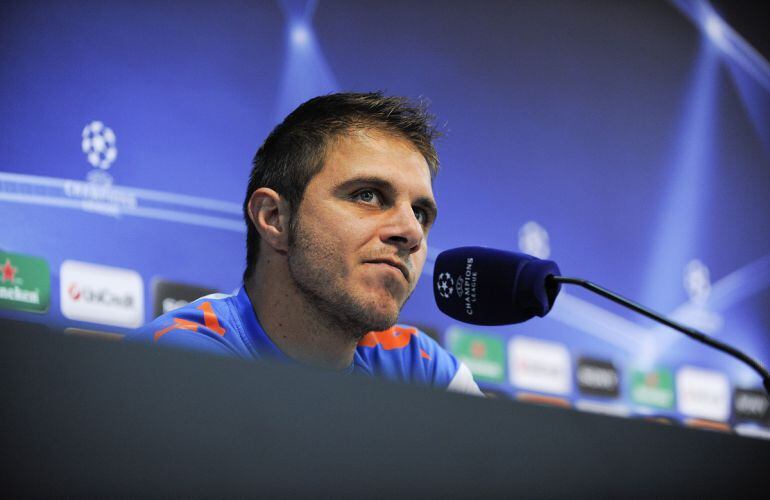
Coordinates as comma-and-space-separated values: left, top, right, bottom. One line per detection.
547, 275, 770, 397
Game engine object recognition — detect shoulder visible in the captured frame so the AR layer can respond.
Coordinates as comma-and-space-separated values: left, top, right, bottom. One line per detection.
126, 292, 246, 357
356, 324, 482, 396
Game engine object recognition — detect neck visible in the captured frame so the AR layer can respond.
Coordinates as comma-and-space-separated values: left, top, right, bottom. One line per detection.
244, 252, 360, 371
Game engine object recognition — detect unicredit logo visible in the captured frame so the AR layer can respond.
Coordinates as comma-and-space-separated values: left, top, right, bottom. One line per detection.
517, 359, 563, 378
509, 336, 571, 395
66, 282, 134, 308
60, 260, 144, 328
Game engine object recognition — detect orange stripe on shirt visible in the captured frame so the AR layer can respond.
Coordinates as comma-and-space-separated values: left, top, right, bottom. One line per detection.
153, 302, 226, 342
358, 326, 418, 350
154, 318, 200, 342
198, 301, 226, 336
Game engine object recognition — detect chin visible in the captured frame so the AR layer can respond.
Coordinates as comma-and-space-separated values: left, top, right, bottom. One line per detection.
363, 317, 397, 334
356, 293, 401, 332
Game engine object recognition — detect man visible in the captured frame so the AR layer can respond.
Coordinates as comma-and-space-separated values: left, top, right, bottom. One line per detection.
131, 92, 481, 396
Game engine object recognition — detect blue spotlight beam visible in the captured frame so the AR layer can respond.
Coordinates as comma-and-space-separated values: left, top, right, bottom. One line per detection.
274, 0, 339, 121
641, 35, 720, 313
670, 0, 770, 91
279, 0, 318, 21
671, 0, 770, 158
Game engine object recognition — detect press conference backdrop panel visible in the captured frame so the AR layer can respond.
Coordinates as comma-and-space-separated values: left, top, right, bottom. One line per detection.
1, 0, 769, 434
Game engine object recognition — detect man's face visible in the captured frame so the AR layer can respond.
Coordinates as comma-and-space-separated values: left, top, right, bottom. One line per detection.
287, 128, 437, 336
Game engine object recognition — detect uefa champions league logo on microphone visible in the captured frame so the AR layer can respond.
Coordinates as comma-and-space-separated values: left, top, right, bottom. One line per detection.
436, 272, 455, 299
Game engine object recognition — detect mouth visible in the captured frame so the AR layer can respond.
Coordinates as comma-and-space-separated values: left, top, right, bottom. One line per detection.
365, 259, 410, 283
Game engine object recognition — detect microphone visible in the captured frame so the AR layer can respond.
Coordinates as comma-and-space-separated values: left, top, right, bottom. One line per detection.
433, 246, 561, 326
433, 246, 770, 396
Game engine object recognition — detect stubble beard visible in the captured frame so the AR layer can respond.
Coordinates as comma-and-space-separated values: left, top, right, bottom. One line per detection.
286, 214, 403, 341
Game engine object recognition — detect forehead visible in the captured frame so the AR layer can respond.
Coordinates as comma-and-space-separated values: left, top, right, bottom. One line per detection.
316, 128, 434, 194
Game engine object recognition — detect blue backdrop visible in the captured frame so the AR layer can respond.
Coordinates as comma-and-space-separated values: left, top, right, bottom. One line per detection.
2, 0, 769, 430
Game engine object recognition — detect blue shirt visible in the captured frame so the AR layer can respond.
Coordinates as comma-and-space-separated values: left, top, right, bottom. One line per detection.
128, 287, 481, 394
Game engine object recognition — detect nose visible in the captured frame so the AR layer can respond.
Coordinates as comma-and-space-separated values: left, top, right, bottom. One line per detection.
380, 202, 424, 254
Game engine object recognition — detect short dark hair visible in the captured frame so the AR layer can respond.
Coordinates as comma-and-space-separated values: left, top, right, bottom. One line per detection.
242, 92, 441, 283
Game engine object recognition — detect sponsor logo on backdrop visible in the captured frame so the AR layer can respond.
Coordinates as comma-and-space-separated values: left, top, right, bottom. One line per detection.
676, 366, 730, 421
576, 358, 620, 397
508, 336, 571, 395
446, 327, 505, 383
0, 251, 50, 313
733, 389, 770, 423
60, 260, 144, 328
82, 120, 118, 171
152, 279, 218, 318
1, 124, 242, 232
630, 368, 675, 409
62, 120, 137, 216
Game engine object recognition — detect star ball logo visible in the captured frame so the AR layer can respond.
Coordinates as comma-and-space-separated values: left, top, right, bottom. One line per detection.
436, 272, 455, 299
0, 251, 51, 313
82, 121, 118, 170
63, 121, 136, 215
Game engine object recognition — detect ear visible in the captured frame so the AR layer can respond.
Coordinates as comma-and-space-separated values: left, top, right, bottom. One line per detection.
247, 188, 291, 254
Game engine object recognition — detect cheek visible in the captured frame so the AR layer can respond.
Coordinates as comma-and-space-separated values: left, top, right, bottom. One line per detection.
410, 249, 428, 288
322, 204, 372, 239
414, 246, 428, 270
295, 216, 349, 272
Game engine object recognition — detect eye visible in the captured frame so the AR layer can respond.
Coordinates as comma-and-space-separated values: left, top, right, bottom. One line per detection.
352, 189, 380, 204
413, 207, 428, 226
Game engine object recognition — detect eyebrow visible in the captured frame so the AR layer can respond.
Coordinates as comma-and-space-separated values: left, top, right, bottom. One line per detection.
336, 175, 439, 222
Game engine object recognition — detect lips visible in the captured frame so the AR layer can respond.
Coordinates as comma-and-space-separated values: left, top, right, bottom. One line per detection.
366, 259, 410, 283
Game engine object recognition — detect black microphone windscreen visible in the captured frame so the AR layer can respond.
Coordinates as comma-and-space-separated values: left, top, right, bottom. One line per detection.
433, 247, 561, 326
